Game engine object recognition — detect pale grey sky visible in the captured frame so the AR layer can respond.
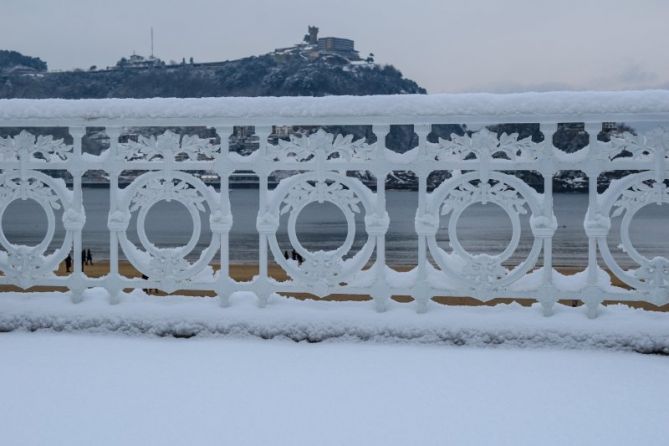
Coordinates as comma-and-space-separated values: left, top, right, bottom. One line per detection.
2, 0, 668, 93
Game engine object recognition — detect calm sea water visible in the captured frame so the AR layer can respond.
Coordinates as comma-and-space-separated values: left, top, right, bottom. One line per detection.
2, 188, 668, 268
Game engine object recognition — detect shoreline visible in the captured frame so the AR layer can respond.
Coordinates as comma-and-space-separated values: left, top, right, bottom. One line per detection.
2, 260, 668, 312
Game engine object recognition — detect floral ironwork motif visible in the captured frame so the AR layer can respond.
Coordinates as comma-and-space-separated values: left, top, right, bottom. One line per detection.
0, 130, 70, 162
299, 251, 345, 285
119, 130, 219, 161
440, 180, 528, 217
461, 254, 509, 287
634, 257, 669, 288
425, 173, 542, 294
603, 127, 669, 161
428, 129, 537, 161
114, 171, 221, 287
0, 173, 71, 285
129, 177, 206, 213
280, 180, 361, 216
272, 129, 374, 162
264, 173, 376, 290
611, 181, 668, 218
0, 176, 61, 210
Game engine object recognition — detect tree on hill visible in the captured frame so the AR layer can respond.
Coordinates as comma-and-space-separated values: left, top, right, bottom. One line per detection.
0, 50, 47, 72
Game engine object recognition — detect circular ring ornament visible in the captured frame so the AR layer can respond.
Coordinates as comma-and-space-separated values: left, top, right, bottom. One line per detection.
0, 171, 75, 287
114, 171, 221, 289
265, 172, 381, 292
598, 171, 669, 294
424, 172, 545, 294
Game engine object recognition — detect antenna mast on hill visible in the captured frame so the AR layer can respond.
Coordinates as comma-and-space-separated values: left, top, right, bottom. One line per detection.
150, 27, 154, 58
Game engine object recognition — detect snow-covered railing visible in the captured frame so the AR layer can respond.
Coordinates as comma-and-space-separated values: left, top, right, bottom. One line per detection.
1, 91, 669, 318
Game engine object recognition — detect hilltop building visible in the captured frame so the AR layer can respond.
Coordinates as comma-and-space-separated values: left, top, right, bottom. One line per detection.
114, 53, 164, 70
276, 26, 361, 61
317, 37, 358, 60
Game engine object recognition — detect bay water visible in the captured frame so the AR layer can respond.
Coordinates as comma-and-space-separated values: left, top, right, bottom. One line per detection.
2, 188, 667, 268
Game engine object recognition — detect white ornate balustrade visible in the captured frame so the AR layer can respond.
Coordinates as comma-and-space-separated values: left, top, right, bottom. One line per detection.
1, 92, 669, 318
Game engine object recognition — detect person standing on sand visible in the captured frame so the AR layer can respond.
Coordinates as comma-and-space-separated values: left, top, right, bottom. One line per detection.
142, 274, 150, 294
86, 248, 93, 265
64, 253, 72, 273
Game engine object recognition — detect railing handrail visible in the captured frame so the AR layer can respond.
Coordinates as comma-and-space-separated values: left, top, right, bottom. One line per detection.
2, 90, 669, 127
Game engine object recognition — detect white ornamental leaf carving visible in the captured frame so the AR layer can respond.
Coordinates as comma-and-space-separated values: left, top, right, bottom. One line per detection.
462, 254, 509, 286
273, 129, 373, 162
0, 175, 61, 210
428, 129, 537, 161
611, 182, 668, 218
280, 180, 361, 216
147, 249, 192, 278
130, 177, 206, 213
604, 132, 652, 160
634, 257, 669, 287
300, 251, 345, 285
440, 181, 478, 215
604, 127, 668, 161
496, 132, 538, 160
441, 180, 527, 217
119, 130, 219, 161
2, 245, 47, 283
0, 130, 70, 162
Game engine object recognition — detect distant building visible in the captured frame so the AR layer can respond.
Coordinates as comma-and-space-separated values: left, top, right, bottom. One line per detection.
114, 54, 164, 70
318, 37, 357, 58
304, 26, 319, 45
276, 27, 361, 61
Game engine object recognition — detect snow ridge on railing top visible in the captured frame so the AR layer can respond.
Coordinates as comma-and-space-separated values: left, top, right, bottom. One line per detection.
1, 90, 669, 123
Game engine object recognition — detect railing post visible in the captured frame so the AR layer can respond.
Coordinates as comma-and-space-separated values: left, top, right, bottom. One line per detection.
538, 123, 558, 316
583, 122, 605, 318
255, 126, 273, 308
105, 127, 123, 305
371, 124, 390, 312
215, 126, 234, 307
414, 124, 432, 314
69, 126, 87, 304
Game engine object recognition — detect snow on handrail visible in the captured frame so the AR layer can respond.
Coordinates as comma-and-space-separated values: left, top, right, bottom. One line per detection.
1, 90, 669, 125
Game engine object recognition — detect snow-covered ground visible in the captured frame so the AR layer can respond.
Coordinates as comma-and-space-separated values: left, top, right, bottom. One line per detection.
1, 331, 667, 446
1, 289, 668, 444
1, 289, 668, 352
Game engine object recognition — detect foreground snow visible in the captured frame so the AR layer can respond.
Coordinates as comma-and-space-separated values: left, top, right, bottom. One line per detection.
1, 289, 668, 353
0, 332, 667, 446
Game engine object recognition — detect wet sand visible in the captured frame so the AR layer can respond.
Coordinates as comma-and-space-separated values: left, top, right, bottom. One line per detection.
2, 260, 668, 311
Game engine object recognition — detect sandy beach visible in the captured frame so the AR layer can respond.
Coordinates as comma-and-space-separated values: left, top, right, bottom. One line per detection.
1, 260, 667, 311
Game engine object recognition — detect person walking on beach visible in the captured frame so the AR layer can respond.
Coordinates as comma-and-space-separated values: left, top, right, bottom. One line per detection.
81, 249, 86, 271
64, 253, 72, 273
142, 274, 150, 294
86, 248, 93, 265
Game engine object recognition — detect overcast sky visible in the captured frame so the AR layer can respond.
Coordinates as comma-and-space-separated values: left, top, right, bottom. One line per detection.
2, 0, 668, 93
